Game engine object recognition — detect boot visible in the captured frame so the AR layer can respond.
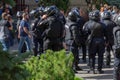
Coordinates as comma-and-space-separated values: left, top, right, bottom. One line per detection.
97, 69, 104, 74
75, 66, 82, 71
88, 68, 96, 74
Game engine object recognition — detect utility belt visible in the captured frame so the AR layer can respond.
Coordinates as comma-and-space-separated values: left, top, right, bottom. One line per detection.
92, 37, 104, 40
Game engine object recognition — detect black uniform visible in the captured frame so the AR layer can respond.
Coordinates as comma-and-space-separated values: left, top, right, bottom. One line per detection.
77, 16, 87, 62
84, 10, 108, 74
83, 20, 93, 63
38, 15, 64, 51
113, 16, 120, 80
66, 10, 83, 72
102, 19, 116, 66
68, 21, 81, 70
83, 19, 107, 73
32, 17, 44, 56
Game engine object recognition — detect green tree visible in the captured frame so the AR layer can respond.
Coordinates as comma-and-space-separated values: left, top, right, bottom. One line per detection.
106, 0, 120, 7
38, 0, 70, 12
0, 0, 16, 7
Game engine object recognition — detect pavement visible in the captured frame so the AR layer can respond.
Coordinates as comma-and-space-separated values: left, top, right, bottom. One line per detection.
10, 43, 114, 80
76, 52, 114, 80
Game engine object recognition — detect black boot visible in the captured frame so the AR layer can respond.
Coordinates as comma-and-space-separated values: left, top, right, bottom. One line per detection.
106, 61, 111, 68
82, 57, 86, 63
75, 66, 82, 71
97, 69, 104, 74
88, 68, 96, 74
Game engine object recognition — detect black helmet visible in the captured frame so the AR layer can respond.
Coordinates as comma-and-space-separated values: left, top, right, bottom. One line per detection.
30, 9, 40, 18
102, 11, 111, 20
71, 7, 80, 17
37, 6, 45, 15
89, 11, 93, 20
51, 5, 59, 12
68, 10, 78, 21
92, 10, 100, 20
30, 6, 45, 18
116, 15, 120, 26
44, 6, 57, 16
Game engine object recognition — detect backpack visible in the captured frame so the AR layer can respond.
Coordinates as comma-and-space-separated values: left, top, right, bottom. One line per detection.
0, 19, 9, 40
45, 16, 64, 40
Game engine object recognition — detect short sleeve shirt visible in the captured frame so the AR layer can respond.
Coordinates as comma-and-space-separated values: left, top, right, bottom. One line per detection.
19, 20, 29, 37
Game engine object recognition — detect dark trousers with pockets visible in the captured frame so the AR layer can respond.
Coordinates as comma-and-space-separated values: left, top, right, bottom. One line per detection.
89, 38, 105, 70
33, 37, 43, 56
105, 43, 113, 65
44, 39, 63, 51
72, 42, 80, 68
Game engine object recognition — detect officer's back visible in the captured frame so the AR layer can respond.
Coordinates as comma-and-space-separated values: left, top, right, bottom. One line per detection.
84, 11, 105, 39
83, 10, 106, 74
102, 11, 116, 45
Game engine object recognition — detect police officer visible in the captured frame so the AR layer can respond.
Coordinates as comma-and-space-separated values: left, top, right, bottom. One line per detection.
102, 11, 116, 67
51, 5, 66, 25
83, 10, 107, 74
37, 6, 64, 51
83, 11, 94, 65
72, 7, 87, 62
66, 10, 82, 72
113, 15, 120, 80
31, 7, 44, 56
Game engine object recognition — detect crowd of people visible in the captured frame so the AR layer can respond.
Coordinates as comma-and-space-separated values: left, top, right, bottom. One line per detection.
0, 3, 120, 80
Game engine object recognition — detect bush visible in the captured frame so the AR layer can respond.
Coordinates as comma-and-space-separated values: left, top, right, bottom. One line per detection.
74, 77, 84, 80
24, 50, 75, 80
0, 46, 30, 80
0, 45, 84, 80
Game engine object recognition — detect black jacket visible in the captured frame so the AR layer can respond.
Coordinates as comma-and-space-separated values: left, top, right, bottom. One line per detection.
102, 19, 116, 45
83, 20, 107, 42
66, 20, 81, 46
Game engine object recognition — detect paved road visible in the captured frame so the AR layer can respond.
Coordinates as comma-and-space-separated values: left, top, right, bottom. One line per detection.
76, 53, 114, 80
10, 43, 114, 80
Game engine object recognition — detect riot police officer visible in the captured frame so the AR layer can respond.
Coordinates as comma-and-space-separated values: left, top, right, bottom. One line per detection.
66, 10, 82, 72
51, 5, 66, 25
102, 11, 116, 67
37, 6, 64, 51
83, 10, 107, 74
83, 11, 94, 65
113, 15, 120, 80
72, 7, 87, 62
31, 7, 44, 56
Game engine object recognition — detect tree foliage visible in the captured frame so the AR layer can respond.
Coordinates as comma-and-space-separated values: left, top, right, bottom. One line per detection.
38, 0, 70, 12
0, 0, 16, 7
106, 0, 120, 7
0, 47, 30, 80
24, 50, 75, 80
0, 46, 83, 80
